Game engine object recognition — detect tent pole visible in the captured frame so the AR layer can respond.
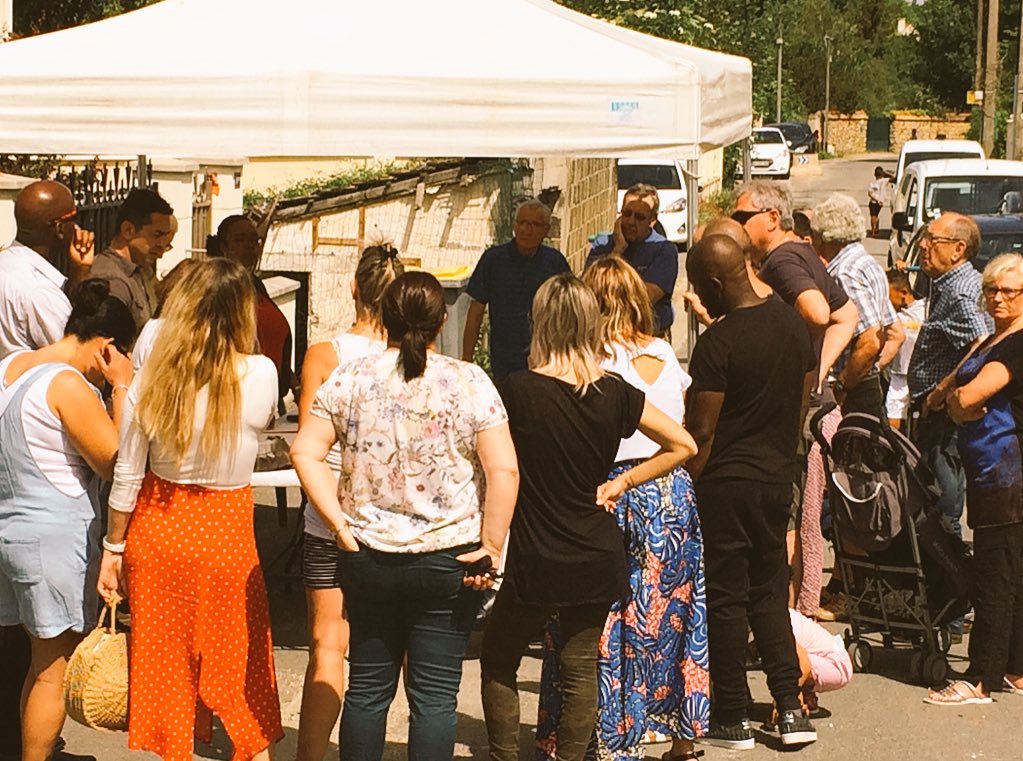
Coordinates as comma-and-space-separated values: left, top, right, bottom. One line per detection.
684, 158, 700, 362
741, 138, 752, 185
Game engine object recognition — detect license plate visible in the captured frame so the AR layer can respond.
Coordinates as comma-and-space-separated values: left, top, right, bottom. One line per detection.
753, 159, 771, 168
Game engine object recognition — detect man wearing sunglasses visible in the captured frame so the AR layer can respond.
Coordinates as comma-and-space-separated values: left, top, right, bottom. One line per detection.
585, 183, 678, 338
0, 180, 94, 359
0, 179, 94, 761
907, 212, 992, 541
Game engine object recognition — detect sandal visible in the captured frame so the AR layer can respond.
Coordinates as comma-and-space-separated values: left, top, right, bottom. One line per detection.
1003, 676, 1023, 694
661, 751, 704, 761
923, 680, 992, 706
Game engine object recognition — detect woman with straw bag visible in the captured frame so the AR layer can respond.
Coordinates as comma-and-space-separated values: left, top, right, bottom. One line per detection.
97, 258, 283, 761
0, 281, 134, 761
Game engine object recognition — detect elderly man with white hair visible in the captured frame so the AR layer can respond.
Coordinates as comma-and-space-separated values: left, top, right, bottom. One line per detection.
811, 193, 903, 417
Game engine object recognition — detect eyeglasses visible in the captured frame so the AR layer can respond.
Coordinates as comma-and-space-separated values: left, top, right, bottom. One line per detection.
515, 220, 548, 229
730, 208, 772, 225
921, 231, 963, 245
982, 286, 1023, 300
51, 209, 77, 226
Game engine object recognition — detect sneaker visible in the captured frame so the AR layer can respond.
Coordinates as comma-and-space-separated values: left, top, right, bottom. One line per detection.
778, 710, 817, 746
697, 719, 755, 751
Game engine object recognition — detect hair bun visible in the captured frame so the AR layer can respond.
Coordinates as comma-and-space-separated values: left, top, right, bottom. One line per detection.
70, 278, 112, 312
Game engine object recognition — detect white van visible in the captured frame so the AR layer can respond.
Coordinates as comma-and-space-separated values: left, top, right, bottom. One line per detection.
616, 158, 688, 244
889, 158, 1023, 262
893, 139, 985, 187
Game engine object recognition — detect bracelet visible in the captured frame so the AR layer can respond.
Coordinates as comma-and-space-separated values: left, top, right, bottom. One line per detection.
102, 537, 126, 553
112, 384, 130, 395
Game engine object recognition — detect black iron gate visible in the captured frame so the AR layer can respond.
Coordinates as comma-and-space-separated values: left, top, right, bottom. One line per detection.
53, 159, 150, 275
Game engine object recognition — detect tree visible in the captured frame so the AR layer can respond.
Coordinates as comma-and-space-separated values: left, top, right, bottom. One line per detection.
12, 0, 157, 38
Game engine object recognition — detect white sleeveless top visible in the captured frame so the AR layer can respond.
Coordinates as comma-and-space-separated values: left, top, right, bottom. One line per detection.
304, 332, 384, 540
601, 338, 691, 462
0, 352, 99, 498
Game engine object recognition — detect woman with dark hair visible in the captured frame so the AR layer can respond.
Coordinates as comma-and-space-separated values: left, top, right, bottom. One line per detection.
97, 258, 283, 761
293, 244, 403, 761
291, 271, 519, 761
208, 215, 294, 404
480, 273, 698, 761
0, 280, 134, 761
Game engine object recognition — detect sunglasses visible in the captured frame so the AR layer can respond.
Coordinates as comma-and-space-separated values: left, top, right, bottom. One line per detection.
730, 208, 772, 225
51, 209, 77, 226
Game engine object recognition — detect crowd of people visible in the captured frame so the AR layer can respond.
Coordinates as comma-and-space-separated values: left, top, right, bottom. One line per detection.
0, 166, 1019, 761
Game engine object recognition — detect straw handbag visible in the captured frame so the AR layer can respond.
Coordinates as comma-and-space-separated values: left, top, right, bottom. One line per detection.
63, 601, 129, 731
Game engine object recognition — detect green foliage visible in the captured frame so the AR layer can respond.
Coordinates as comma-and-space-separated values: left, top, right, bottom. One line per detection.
698, 187, 736, 223
242, 161, 426, 209
0, 154, 62, 178
12, 1, 159, 37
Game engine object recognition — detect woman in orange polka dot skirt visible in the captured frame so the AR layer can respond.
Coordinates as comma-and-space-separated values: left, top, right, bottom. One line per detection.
97, 258, 283, 761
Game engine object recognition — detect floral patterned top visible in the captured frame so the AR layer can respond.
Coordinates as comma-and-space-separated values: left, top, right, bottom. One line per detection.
312, 350, 507, 553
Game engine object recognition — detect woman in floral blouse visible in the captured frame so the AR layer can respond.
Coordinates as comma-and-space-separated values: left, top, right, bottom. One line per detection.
291, 271, 519, 761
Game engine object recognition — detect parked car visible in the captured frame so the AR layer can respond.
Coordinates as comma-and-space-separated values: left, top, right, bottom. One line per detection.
893, 139, 985, 188
616, 158, 688, 245
765, 122, 817, 154
739, 127, 792, 180
899, 211, 1023, 297
888, 158, 1023, 262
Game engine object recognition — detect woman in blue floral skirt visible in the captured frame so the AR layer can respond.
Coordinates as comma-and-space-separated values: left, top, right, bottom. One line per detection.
537, 258, 709, 761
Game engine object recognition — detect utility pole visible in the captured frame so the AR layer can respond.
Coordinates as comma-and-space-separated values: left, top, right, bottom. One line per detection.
1014, 0, 1023, 159
776, 23, 784, 123
982, 0, 1000, 156
824, 35, 833, 154
976, 0, 985, 91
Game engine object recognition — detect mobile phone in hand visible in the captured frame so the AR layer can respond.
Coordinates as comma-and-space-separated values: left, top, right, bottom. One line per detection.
463, 556, 493, 578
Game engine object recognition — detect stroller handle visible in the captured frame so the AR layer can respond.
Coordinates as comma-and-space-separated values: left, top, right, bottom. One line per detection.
809, 401, 839, 451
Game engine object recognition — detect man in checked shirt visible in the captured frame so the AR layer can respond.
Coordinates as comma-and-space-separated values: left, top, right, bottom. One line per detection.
908, 212, 993, 540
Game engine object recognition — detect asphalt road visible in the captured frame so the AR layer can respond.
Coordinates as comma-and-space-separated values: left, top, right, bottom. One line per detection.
61, 156, 1017, 761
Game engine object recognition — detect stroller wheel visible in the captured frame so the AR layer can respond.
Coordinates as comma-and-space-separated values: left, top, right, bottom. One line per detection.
909, 650, 924, 683
847, 639, 873, 673
922, 653, 949, 687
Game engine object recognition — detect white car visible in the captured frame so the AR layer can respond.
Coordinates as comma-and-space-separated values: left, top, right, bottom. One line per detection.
893, 139, 985, 188
747, 127, 791, 179
616, 158, 688, 244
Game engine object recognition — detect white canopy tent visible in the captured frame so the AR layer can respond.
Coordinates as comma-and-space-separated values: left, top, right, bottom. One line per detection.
0, 0, 751, 159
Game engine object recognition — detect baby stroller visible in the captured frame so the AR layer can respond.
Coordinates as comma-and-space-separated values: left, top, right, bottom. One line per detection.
811, 405, 972, 686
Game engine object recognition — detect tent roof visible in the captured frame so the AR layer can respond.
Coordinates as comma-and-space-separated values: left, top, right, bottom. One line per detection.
0, 0, 751, 159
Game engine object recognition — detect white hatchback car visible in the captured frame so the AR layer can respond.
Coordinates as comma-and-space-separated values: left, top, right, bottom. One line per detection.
616, 158, 688, 244
748, 127, 792, 179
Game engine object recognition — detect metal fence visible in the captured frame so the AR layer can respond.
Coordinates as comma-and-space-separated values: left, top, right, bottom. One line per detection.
53, 159, 149, 275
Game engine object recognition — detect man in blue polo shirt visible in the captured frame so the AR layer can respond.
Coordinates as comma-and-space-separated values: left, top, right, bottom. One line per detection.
462, 199, 570, 381
584, 183, 679, 337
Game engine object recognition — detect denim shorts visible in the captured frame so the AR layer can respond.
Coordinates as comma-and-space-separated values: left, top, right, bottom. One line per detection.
0, 520, 99, 638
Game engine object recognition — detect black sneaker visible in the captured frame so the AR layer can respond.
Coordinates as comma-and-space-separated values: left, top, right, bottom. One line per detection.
778, 710, 817, 746
696, 719, 755, 751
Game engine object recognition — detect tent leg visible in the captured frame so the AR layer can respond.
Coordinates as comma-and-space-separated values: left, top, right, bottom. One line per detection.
137, 155, 149, 187
740, 139, 752, 186
684, 159, 700, 362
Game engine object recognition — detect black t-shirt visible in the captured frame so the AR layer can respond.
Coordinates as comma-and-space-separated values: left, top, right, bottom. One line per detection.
687, 297, 815, 485
501, 370, 645, 606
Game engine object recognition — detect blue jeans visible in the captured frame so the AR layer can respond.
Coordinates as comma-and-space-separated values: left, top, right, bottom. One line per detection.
336, 543, 481, 761
913, 411, 966, 538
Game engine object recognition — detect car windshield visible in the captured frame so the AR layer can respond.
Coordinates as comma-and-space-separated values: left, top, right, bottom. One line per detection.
753, 130, 784, 145
617, 164, 681, 190
923, 176, 1023, 217
773, 124, 805, 141
903, 151, 982, 171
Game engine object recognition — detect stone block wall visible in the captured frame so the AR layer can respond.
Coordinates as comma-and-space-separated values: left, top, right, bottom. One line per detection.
825, 111, 869, 155
889, 112, 972, 154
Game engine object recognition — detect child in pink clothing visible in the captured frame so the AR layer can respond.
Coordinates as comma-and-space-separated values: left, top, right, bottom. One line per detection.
790, 608, 852, 713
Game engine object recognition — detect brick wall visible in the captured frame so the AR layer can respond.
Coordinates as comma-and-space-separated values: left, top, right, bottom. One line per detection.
562, 158, 617, 272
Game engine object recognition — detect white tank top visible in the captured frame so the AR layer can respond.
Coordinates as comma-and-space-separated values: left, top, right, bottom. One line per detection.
304, 332, 384, 540
601, 338, 692, 462
0, 353, 99, 498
